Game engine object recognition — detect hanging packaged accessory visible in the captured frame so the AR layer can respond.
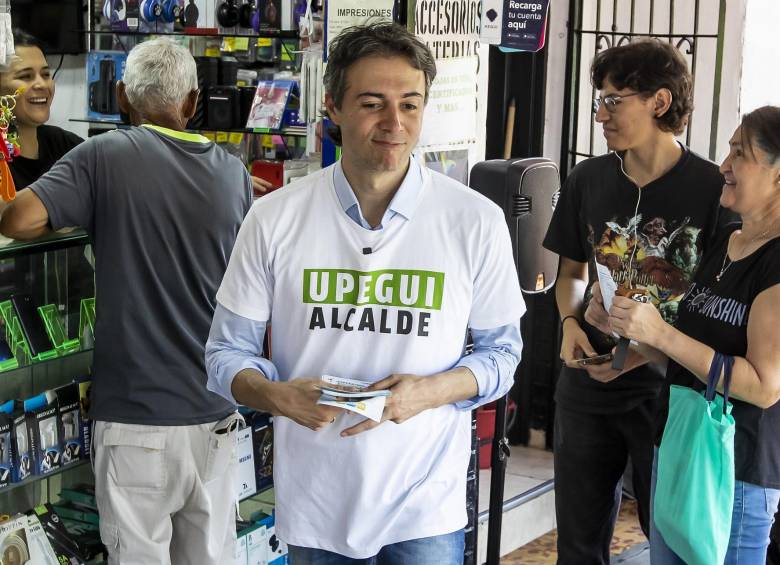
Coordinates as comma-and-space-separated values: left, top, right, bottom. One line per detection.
654, 351, 736, 565
0, 87, 23, 203
0, 0, 14, 67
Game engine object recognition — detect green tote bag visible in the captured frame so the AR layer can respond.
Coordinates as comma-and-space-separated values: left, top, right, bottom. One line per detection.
654, 352, 736, 565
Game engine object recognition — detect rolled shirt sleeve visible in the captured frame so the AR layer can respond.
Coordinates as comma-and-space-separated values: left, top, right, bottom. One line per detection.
454, 320, 523, 410
205, 302, 279, 405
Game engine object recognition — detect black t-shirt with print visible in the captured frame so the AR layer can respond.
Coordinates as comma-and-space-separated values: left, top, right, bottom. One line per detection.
543, 146, 731, 414
659, 224, 780, 488
9, 125, 83, 189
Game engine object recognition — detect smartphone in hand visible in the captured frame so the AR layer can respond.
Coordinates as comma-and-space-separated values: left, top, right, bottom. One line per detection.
576, 352, 614, 366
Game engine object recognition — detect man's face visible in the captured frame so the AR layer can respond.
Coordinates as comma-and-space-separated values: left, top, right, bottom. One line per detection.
594, 78, 658, 152
326, 56, 426, 174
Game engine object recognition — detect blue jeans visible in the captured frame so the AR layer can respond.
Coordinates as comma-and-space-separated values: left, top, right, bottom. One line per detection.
649, 448, 780, 564
287, 530, 465, 565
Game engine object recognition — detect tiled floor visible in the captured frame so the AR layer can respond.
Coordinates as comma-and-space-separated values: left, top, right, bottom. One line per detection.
475, 441, 557, 562
501, 498, 646, 564
477, 444, 555, 513
477, 437, 647, 564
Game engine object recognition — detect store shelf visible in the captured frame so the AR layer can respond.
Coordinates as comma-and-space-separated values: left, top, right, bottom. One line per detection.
0, 349, 94, 381
0, 229, 90, 260
81, 29, 300, 39
0, 460, 90, 496
68, 117, 123, 126
68, 119, 308, 137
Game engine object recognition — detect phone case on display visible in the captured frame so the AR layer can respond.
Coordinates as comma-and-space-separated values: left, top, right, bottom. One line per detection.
0, 413, 14, 488
10, 294, 52, 358
87, 52, 127, 122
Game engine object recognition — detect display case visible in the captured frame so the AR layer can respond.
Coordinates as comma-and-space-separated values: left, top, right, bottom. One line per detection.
0, 231, 95, 514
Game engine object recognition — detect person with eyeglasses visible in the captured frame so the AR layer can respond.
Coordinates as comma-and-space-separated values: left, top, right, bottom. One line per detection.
542, 39, 734, 565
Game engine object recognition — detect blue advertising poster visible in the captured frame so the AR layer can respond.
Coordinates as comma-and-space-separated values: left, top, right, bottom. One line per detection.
481, 0, 549, 52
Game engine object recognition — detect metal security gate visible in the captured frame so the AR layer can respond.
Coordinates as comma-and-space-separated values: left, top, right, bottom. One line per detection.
559, 0, 727, 177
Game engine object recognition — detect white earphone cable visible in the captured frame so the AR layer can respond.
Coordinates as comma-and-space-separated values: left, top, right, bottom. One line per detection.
615, 151, 642, 288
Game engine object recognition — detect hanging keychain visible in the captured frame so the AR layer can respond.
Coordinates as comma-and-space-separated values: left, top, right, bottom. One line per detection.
0, 87, 23, 202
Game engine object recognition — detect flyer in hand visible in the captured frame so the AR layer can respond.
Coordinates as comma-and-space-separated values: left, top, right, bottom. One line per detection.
316, 375, 390, 422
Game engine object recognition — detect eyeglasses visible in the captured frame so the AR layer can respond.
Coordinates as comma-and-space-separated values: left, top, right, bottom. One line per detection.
592, 92, 642, 113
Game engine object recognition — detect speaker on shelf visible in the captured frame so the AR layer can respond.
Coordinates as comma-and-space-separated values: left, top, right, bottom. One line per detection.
469, 158, 560, 293
218, 55, 239, 85
207, 86, 240, 130
196, 55, 219, 85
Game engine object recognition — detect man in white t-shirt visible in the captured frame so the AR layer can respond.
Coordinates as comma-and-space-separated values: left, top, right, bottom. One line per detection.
206, 22, 525, 563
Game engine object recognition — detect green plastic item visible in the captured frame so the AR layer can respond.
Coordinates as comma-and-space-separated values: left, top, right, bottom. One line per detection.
0, 299, 59, 366
654, 353, 736, 565
0, 300, 22, 370
0, 357, 18, 372
0, 300, 17, 345
38, 304, 80, 355
79, 298, 96, 350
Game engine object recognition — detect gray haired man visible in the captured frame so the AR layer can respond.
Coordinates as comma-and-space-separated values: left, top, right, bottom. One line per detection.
1, 38, 252, 564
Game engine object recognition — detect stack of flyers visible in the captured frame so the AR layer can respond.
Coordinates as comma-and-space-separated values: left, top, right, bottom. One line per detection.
316, 375, 391, 423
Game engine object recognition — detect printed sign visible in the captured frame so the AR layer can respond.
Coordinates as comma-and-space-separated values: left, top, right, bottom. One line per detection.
419, 56, 478, 146
414, 0, 481, 59
481, 0, 549, 52
424, 149, 470, 184
236, 426, 257, 500
326, 0, 394, 51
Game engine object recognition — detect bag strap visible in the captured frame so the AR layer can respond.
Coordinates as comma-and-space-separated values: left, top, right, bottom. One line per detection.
705, 352, 735, 416
705, 352, 725, 402
721, 355, 735, 415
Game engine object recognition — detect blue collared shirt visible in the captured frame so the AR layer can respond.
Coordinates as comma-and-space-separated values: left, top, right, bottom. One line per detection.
333, 156, 422, 229
206, 158, 523, 410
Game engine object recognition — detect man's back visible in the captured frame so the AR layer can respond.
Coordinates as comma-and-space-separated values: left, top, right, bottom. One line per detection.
31, 125, 252, 424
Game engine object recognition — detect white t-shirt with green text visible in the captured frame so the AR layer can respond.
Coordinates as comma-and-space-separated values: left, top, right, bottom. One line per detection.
216, 164, 524, 558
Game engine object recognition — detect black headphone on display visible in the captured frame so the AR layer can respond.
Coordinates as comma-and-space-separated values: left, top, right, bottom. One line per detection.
238, 1, 256, 28
216, 0, 240, 27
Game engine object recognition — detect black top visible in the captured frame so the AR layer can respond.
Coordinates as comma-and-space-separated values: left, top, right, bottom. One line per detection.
543, 147, 733, 413
9, 125, 84, 188
659, 224, 780, 488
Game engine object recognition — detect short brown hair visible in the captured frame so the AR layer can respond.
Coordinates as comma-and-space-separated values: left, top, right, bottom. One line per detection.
591, 38, 693, 135
323, 22, 437, 145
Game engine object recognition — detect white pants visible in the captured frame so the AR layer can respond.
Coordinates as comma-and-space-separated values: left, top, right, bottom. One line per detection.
92, 414, 242, 565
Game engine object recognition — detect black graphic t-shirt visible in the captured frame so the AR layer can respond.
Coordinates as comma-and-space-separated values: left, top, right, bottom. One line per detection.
543, 146, 732, 413
660, 225, 780, 488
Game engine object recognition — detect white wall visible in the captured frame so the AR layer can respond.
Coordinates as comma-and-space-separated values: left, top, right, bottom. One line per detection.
740, 0, 780, 113
49, 53, 89, 140
713, 0, 746, 163
540, 0, 568, 165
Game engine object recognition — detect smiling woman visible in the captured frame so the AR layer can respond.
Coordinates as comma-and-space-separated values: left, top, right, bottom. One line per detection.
0, 29, 83, 189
